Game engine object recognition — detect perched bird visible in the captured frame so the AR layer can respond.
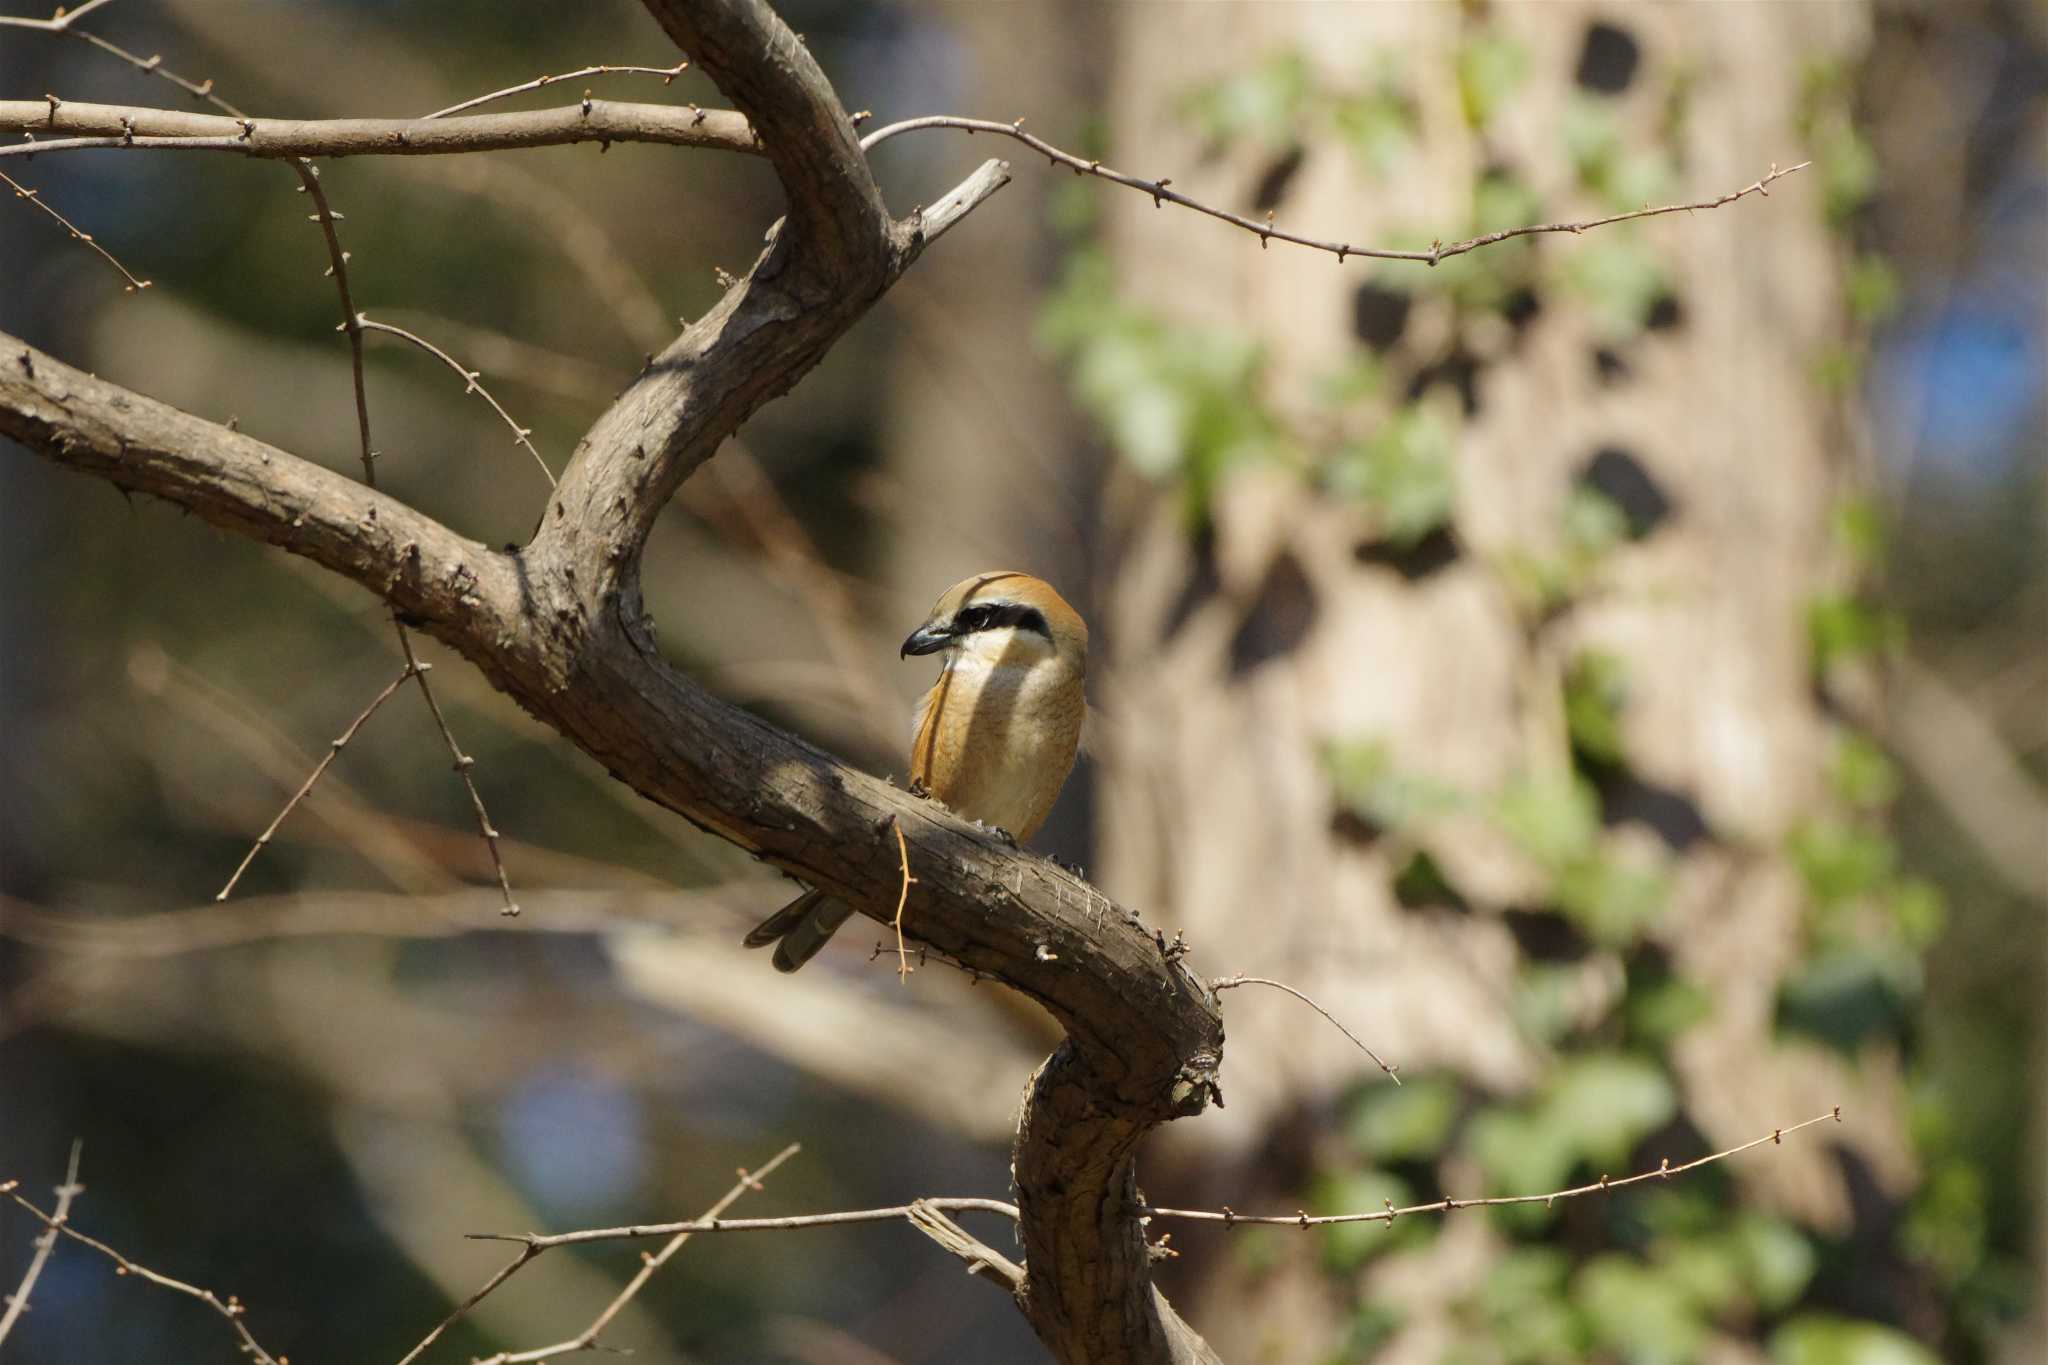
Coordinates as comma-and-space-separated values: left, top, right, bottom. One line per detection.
744, 571, 1089, 972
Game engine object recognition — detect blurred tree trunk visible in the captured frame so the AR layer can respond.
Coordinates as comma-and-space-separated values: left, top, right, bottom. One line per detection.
1079, 4, 1918, 1358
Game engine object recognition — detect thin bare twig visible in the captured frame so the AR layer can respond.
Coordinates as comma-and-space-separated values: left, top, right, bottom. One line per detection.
424, 62, 691, 121
863, 115, 1809, 265
291, 157, 520, 917
0, 168, 150, 291
467, 1196, 1022, 1253
394, 628, 520, 916
130, 644, 454, 895
365, 310, 619, 406
358, 316, 555, 489
0, 0, 116, 32
3, 1171, 281, 1365
0, 5, 247, 116
397, 1144, 798, 1365
1213, 973, 1399, 1084
215, 663, 415, 901
0, 1140, 82, 1344
289, 159, 372, 475
472, 1145, 800, 1365
1141, 1108, 1844, 1229
891, 817, 917, 981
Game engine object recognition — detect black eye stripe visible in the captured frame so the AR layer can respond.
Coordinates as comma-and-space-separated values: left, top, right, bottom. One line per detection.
956, 602, 1051, 639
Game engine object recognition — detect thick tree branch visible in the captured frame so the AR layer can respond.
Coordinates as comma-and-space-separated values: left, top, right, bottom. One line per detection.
636, 0, 889, 278
0, 338, 507, 628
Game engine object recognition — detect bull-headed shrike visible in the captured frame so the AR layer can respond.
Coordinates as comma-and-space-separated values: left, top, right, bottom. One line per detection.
744, 571, 1088, 972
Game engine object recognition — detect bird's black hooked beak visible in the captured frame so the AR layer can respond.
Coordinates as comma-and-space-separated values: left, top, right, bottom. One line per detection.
900, 621, 953, 658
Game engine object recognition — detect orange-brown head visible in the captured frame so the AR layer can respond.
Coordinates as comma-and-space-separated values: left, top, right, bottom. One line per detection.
898, 571, 1089, 673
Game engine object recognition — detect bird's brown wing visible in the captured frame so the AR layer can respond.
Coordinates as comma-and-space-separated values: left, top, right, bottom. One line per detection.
909, 669, 954, 794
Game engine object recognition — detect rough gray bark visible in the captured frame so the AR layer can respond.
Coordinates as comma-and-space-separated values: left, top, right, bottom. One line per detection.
0, 1, 1224, 1360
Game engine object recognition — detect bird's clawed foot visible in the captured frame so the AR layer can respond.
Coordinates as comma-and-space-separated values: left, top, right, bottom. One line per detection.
971, 819, 1019, 847
1052, 855, 1087, 879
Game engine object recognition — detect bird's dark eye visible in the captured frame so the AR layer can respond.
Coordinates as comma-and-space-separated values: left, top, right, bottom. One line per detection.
954, 602, 1051, 640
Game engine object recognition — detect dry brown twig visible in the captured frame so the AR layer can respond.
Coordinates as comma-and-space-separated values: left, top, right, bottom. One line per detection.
1212, 974, 1400, 1085
0, 4, 245, 116
2, 1148, 283, 1365
0, 167, 150, 291
0, 0, 117, 33
396, 1144, 800, 1365
891, 817, 917, 981
214, 662, 417, 901
862, 115, 1810, 266
357, 316, 556, 489
289, 157, 521, 917
0, 1140, 82, 1344
424, 62, 691, 121
1143, 1108, 1846, 1228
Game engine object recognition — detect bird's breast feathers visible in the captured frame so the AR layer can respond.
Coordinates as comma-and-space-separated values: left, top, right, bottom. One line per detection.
910, 652, 1084, 841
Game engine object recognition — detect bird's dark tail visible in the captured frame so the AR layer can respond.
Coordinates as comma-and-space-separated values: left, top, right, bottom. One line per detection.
742, 888, 857, 973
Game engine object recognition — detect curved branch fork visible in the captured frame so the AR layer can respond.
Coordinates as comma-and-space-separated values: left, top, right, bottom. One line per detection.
0, 0, 1214, 1357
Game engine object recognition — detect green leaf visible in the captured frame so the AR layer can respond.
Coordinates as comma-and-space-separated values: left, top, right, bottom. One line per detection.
1514, 963, 1598, 1045
1347, 1077, 1459, 1161
1889, 878, 1946, 950
1326, 404, 1458, 548
1563, 97, 1623, 189
1771, 1315, 1941, 1365
1847, 254, 1901, 325
1477, 1249, 1587, 1364
1469, 1055, 1675, 1197
1576, 1255, 1709, 1365
1788, 818, 1898, 906
1556, 854, 1669, 946
1817, 123, 1880, 225
1041, 250, 1284, 522
1902, 1159, 1988, 1282
1458, 32, 1529, 129
1806, 594, 1905, 673
1468, 1107, 1575, 1199
1496, 774, 1602, 867
1313, 353, 1385, 408
1547, 1054, 1677, 1167
1330, 69, 1416, 177
1562, 486, 1632, 561
1660, 1236, 1747, 1315
1324, 739, 1463, 831
1311, 1168, 1422, 1271
1564, 650, 1630, 768
1392, 849, 1466, 911
1183, 49, 1313, 150
1778, 944, 1920, 1051
1473, 170, 1545, 234
1830, 496, 1888, 567
1829, 733, 1900, 810
1733, 1212, 1817, 1310
1626, 975, 1712, 1049
1562, 237, 1671, 341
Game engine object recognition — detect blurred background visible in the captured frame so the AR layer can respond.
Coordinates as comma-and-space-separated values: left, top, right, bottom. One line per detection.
1, 2, 2041, 1362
